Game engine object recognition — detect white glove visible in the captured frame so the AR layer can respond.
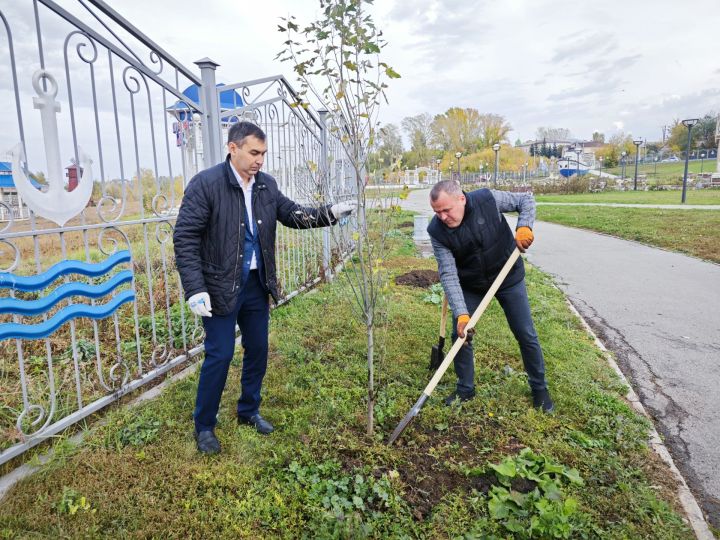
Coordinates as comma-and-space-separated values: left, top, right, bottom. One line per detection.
188, 292, 212, 318
330, 201, 357, 220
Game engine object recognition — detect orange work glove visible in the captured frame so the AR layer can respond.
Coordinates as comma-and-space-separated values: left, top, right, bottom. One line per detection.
457, 313, 473, 340
515, 226, 534, 252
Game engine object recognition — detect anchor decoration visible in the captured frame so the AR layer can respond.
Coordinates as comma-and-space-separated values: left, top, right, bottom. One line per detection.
9, 69, 94, 227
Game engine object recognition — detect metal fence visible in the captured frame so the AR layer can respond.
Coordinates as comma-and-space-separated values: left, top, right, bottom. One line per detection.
0, 0, 353, 467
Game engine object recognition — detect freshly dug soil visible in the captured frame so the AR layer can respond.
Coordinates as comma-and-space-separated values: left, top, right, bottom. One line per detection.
395, 270, 439, 288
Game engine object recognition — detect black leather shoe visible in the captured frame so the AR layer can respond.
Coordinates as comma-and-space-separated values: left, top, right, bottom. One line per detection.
238, 413, 274, 435
532, 388, 555, 413
444, 389, 476, 406
194, 429, 221, 454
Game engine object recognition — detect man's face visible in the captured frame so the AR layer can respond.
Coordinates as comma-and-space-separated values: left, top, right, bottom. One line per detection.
430, 191, 466, 228
228, 135, 267, 181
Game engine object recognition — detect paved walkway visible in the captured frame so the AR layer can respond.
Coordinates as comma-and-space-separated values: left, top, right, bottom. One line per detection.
402, 188, 720, 529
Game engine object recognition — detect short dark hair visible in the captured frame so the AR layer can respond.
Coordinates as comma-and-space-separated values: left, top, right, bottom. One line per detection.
430, 180, 462, 202
228, 121, 265, 146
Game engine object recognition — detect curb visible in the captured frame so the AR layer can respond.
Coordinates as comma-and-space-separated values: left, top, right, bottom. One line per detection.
564, 299, 715, 540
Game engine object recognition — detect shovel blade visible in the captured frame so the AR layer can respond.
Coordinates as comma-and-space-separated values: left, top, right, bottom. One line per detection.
429, 337, 445, 370
429, 345, 442, 370
387, 393, 429, 445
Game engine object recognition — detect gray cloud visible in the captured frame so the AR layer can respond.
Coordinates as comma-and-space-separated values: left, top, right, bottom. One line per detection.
387, 0, 494, 70
550, 33, 617, 63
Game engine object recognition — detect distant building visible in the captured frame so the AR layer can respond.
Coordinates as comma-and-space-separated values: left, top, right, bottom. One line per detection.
0, 162, 48, 221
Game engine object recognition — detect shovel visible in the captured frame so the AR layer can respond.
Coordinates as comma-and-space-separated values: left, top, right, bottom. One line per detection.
388, 248, 521, 445
429, 295, 449, 370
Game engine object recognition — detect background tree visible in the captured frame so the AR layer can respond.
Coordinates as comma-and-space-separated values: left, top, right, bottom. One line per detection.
373, 123, 403, 170
478, 113, 512, 149
278, 0, 400, 436
695, 113, 717, 151
666, 113, 717, 155
430, 107, 483, 152
592, 131, 605, 144
401, 113, 434, 166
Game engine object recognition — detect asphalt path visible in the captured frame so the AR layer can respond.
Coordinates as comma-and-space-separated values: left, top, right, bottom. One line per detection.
402, 188, 720, 528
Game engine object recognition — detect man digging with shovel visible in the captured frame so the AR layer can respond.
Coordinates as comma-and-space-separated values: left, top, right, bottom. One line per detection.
427, 180, 554, 412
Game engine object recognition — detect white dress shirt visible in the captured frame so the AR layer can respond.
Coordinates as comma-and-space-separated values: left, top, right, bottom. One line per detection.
229, 164, 258, 270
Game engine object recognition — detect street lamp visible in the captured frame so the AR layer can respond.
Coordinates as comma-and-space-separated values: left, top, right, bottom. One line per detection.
492, 143, 501, 186
681, 118, 699, 203
455, 151, 462, 182
436, 158, 442, 182
621, 151, 627, 181
700, 152, 706, 173
633, 138, 643, 190
574, 147, 582, 178
523, 161, 528, 183
598, 156, 604, 179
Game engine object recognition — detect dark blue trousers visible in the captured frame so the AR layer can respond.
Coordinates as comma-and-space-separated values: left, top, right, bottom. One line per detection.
193, 270, 270, 433
452, 278, 547, 394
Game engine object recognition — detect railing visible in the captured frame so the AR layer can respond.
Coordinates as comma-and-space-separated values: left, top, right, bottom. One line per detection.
0, 0, 353, 468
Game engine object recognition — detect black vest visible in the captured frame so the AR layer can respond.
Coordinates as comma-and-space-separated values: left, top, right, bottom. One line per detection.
427, 189, 524, 294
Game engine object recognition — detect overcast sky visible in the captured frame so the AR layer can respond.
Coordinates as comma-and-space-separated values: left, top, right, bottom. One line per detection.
109, 0, 720, 145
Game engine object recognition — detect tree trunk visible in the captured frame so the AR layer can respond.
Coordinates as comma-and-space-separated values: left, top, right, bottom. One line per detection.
366, 319, 374, 437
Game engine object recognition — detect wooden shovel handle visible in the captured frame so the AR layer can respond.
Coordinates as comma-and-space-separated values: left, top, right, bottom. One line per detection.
422, 248, 521, 397
439, 295, 449, 339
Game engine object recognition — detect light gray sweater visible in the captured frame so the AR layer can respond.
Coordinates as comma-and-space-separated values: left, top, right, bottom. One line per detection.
430, 189, 536, 318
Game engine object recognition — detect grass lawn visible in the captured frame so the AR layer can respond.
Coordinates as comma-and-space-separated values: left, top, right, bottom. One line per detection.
536, 206, 719, 263
0, 212, 693, 538
602, 160, 717, 183
535, 189, 720, 205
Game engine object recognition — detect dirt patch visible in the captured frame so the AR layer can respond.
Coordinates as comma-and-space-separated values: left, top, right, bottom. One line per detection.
389, 426, 496, 521
395, 269, 439, 288
398, 221, 415, 229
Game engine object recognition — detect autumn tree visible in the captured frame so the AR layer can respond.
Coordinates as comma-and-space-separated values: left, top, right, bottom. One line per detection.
278, 0, 400, 436
401, 113, 434, 166
372, 123, 404, 170
430, 107, 483, 152
478, 113, 512, 148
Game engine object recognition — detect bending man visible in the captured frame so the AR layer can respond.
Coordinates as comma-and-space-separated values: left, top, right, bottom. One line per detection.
427, 180, 553, 412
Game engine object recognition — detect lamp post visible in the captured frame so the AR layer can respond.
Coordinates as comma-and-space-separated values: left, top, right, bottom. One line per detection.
700, 152, 705, 173
632, 138, 643, 190
523, 161, 528, 183
436, 158, 441, 182
455, 151, 462, 183
654, 156, 658, 176
492, 143, 500, 186
598, 156, 604, 179
621, 151, 627, 181
575, 147, 582, 178
681, 118, 699, 203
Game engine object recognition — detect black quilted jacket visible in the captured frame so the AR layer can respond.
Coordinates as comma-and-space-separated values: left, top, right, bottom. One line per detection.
173, 157, 336, 315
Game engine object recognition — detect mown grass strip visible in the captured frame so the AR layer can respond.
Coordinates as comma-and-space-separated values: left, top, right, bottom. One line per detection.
0, 212, 693, 538
536, 206, 719, 263
536, 189, 720, 205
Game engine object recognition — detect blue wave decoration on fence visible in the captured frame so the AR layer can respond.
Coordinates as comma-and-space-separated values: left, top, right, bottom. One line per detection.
0, 290, 135, 340
0, 270, 133, 316
0, 250, 132, 292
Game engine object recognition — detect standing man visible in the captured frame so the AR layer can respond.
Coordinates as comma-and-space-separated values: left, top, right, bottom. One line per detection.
427, 180, 554, 412
174, 121, 354, 454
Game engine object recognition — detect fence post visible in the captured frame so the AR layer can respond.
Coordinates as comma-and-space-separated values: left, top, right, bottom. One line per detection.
195, 58, 222, 169
318, 109, 332, 280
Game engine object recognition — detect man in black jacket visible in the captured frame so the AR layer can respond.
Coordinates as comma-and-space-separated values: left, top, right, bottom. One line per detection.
428, 180, 553, 412
174, 121, 354, 454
